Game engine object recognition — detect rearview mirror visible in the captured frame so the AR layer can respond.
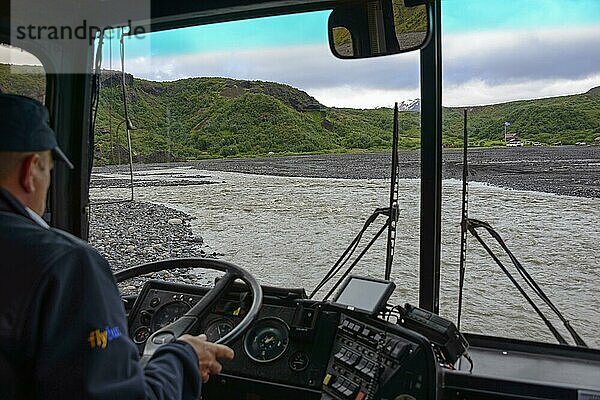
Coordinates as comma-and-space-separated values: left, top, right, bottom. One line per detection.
328, 0, 430, 59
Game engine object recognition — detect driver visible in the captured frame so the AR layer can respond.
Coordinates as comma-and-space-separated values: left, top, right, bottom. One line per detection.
0, 93, 234, 399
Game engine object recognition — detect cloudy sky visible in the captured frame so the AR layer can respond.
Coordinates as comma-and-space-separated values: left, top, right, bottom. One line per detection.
3, 0, 600, 108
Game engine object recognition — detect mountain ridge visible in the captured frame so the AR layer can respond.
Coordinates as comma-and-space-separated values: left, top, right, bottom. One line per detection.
1, 63, 599, 163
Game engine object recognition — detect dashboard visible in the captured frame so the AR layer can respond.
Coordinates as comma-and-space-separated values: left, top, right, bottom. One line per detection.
126, 279, 600, 400
127, 280, 437, 400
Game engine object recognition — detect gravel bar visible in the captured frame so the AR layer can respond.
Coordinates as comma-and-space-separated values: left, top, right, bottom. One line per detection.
188, 146, 600, 198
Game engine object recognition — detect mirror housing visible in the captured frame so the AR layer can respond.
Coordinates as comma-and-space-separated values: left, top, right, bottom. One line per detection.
328, 0, 431, 59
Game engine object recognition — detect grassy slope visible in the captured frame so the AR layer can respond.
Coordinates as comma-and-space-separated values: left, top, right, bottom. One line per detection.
0, 64, 46, 101
1, 63, 599, 163
443, 90, 600, 147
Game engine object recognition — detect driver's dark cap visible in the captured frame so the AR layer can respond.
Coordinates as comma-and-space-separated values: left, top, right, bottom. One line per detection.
0, 93, 74, 169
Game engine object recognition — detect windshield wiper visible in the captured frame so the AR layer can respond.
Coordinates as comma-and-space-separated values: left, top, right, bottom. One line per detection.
308, 207, 390, 300
458, 109, 587, 348
466, 218, 587, 347
310, 104, 401, 300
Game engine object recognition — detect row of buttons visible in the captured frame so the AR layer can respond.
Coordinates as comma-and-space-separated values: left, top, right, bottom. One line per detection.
340, 319, 363, 334
341, 318, 410, 361
340, 319, 384, 347
339, 338, 377, 358
171, 294, 195, 303
324, 373, 365, 400
355, 358, 378, 379
334, 347, 361, 367
330, 364, 363, 386
333, 345, 378, 381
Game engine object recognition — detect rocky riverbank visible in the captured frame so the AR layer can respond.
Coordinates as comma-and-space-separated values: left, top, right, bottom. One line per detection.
88, 201, 221, 293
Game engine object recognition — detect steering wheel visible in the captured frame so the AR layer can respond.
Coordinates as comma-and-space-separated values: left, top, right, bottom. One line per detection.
114, 258, 263, 364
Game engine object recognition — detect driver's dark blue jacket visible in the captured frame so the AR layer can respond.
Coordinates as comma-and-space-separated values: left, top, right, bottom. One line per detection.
0, 187, 201, 399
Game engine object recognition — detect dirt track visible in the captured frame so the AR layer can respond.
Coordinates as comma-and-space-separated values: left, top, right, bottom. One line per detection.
189, 146, 600, 198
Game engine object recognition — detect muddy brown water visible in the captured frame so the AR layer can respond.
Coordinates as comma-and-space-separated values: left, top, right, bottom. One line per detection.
91, 157, 600, 348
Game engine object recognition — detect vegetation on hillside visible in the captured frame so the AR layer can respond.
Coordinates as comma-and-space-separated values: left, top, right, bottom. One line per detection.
0, 64, 46, 101
1, 63, 599, 164
90, 72, 425, 163
443, 89, 600, 147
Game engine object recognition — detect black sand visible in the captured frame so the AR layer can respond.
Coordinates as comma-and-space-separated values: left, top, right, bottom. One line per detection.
187, 146, 599, 198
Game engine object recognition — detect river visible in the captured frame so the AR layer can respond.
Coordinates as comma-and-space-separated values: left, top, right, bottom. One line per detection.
91, 165, 600, 348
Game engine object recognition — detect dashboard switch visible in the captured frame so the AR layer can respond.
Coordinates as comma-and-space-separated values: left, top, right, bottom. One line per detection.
150, 297, 160, 307
140, 310, 153, 325
390, 341, 409, 359
356, 359, 368, 373
348, 352, 361, 366
332, 378, 343, 391
384, 338, 398, 353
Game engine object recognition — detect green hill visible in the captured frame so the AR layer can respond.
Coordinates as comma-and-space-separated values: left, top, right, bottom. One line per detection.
1, 63, 599, 164
443, 91, 600, 147
0, 64, 46, 101
91, 72, 423, 163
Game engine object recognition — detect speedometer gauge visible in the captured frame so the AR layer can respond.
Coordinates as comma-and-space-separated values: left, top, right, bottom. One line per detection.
205, 318, 235, 342
244, 317, 290, 363
151, 301, 191, 331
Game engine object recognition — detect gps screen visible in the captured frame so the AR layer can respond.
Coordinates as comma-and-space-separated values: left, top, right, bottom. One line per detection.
333, 277, 395, 314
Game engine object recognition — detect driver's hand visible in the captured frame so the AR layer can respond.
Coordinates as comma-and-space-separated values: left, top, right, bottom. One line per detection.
179, 334, 235, 383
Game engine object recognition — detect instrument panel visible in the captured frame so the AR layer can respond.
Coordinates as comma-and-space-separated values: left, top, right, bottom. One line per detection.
128, 280, 436, 400
128, 281, 211, 353
126, 278, 598, 400
127, 280, 338, 392
205, 318, 235, 342
244, 317, 290, 362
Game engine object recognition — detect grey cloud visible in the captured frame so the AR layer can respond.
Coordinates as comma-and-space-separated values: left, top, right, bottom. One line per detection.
129, 28, 600, 93
132, 45, 421, 91
444, 32, 600, 86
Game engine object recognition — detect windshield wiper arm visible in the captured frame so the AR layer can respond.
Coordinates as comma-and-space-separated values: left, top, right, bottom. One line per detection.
467, 218, 587, 347
309, 207, 389, 299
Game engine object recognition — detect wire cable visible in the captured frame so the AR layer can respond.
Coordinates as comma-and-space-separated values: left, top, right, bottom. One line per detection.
323, 221, 389, 301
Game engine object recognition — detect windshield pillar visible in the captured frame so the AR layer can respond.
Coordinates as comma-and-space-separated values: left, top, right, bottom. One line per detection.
48, 72, 93, 239
418, 0, 442, 313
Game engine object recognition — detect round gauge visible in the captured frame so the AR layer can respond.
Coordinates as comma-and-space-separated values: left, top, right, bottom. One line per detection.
133, 326, 150, 344
205, 318, 235, 342
289, 351, 310, 371
151, 301, 191, 331
244, 317, 290, 363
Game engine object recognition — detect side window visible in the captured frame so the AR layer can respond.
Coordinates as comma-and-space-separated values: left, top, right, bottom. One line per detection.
0, 44, 46, 101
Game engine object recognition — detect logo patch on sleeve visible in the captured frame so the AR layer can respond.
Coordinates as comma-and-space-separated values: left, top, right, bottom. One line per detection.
88, 326, 122, 349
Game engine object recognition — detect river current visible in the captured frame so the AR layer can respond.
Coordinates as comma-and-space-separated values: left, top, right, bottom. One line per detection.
91, 166, 600, 348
